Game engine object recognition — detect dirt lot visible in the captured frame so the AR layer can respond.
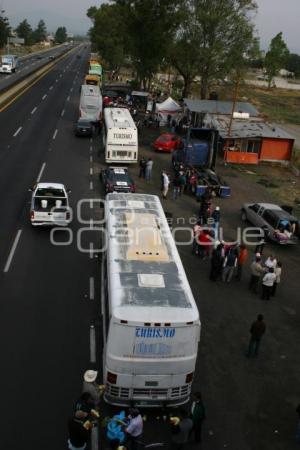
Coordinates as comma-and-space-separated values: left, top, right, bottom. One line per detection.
96, 124, 300, 450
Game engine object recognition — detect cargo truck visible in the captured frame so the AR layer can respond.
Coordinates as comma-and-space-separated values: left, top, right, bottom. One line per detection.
0, 54, 19, 74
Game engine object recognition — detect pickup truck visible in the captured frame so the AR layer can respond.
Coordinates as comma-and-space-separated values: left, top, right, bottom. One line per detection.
241, 202, 299, 244
30, 183, 71, 226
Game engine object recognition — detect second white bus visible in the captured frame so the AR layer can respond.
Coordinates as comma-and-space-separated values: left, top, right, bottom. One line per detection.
102, 193, 201, 407
103, 107, 138, 164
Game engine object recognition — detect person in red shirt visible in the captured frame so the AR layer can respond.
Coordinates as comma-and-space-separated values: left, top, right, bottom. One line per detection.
236, 244, 248, 281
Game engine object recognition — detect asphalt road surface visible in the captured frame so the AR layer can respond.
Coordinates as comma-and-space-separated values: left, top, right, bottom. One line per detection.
0, 45, 100, 450
0, 44, 81, 93
0, 47, 300, 450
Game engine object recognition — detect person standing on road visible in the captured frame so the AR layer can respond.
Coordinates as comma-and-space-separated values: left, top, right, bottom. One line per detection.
192, 221, 202, 255
190, 392, 206, 444
210, 242, 224, 281
173, 174, 181, 200
261, 267, 276, 300
138, 157, 146, 178
162, 171, 170, 199
212, 206, 221, 236
249, 256, 266, 294
271, 261, 282, 297
222, 246, 238, 282
264, 254, 277, 269
82, 370, 104, 407
236, 244, 248, 281
68, 410, 91, 450
171, 409, 193, 450
246, 314, 266, 357
125, 408, 143, 450
145, 158, 153, 181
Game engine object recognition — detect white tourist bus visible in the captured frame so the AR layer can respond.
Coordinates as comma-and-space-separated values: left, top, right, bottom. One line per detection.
79, 84, 102, 123
103, 107, 138, 164
102, 193, 201, 407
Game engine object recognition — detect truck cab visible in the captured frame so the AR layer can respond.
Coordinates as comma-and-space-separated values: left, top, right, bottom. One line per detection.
30, 183, 71, 227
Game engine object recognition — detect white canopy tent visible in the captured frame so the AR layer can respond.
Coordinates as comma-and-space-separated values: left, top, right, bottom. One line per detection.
155, 97, 182, 125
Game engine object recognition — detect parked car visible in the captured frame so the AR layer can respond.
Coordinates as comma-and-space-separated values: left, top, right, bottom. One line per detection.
74, 118, 94, 137
30, 183, 71, 227
153, 133, 181, 152
241, 202, 299, 244
101, 167, 136, 194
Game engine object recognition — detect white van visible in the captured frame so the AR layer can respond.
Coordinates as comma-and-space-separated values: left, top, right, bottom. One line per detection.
103, 107, 138, 164
79, 85, 102, 123
30, 183, 71, 226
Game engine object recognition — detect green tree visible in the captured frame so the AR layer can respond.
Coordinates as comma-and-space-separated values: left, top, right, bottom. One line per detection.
265, 32, 289, 88
54, 26, 67, 44
113, 0, 183, 89
168, 13, 201, 98
88, 3, 125, 72
32, 19, 47, 43
16, 19, 33, 45
0, 13, 10, 49
191, 0, 257, 98
285, 53, 300, 78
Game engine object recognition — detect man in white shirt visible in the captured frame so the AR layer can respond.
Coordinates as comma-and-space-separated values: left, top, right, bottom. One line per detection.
125, 408, 143, 450
261, 267, 276, 300
162, 171, 170, 199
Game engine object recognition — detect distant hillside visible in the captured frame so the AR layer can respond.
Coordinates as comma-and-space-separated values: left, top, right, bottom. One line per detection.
9, 8, 90, 35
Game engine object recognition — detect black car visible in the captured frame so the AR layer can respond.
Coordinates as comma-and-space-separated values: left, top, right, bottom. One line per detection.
74, 118, 94, 137
101, 167, 136, 193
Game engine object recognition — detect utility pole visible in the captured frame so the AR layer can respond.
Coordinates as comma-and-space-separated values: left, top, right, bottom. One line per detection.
224, 75, 240, 162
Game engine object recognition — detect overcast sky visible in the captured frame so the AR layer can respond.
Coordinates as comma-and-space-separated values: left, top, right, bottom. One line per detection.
3, 0, 300, 52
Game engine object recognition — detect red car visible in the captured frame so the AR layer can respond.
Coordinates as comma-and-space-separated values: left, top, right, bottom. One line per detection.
153, 133, 181, 152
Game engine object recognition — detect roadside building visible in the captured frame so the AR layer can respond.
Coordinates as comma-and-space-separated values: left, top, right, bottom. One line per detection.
183, 99, 295, 165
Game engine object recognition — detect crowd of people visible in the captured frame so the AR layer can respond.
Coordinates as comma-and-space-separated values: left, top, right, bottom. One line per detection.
67, 369, 207, 450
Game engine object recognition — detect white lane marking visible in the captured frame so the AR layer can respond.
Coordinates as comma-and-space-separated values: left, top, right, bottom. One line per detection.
60, 73, 62, 77
36, 162, 46, 182
61, 109, 65, 117
31, 107, 37, 115
89, 242, 94, 259
13, 126, 22, 137
52, 129, 58, 140
90, 167, 93, 176
90, 155, 93, 163
90, 138, 92, 143
91, 427, 99, 450
90, 181, 94, 190
49, 85, 53, 90
90, 145, 93, 152
70, 87, 73, 92
4, 230, 22, 273
89, 277, 95, 300
90, 325, 96, 363
42, 94, 47, 100
55, 79, 58, 83
66, 96, 70, 101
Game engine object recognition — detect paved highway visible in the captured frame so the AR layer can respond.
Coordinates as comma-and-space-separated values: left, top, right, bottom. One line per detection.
0, 44, 82, 93
0, 45, 100, 450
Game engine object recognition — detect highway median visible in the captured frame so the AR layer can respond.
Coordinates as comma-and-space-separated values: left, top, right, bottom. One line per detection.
0, 46, 77, 112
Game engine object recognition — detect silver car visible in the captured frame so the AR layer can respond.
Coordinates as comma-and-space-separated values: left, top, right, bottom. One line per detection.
241, 202, 299, 244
